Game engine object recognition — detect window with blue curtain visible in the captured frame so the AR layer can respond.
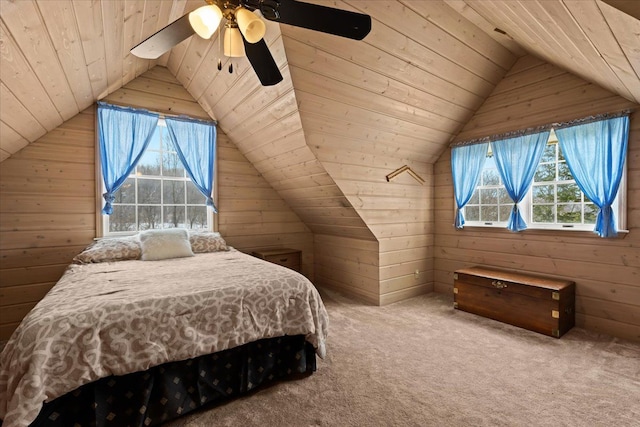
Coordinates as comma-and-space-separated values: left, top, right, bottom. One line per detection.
451, 142, 489, 228
491, 130, 550, 232
98, 103, 217, 235
451, 111, 629, 235
97, 102, 159, 215
555, 115, 629, 237
164, 117, 218, 213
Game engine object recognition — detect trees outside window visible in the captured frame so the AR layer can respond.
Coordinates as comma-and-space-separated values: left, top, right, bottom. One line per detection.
530, 136, 596, 226
104, 121, 211, 235
461, 130, 617, 231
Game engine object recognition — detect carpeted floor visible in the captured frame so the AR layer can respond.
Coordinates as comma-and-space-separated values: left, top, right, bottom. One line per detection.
166, 289, 640, 427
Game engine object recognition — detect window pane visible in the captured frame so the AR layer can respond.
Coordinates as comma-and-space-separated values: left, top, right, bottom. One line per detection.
557, 183, 581, 203
483, 168, 500, 186
499, 205, 512, 222
163, 152, 185, 177
163, 180, 185, 204
163, 206, 186, 228
109, 205, 136, 232
533, 205, 554, 223
138, 206, 161, 230
558, 204, 581, 223
534, 163, 555, 182
558, 162, 572, 181
584, 203, 597, 224
137, 179, 161, 204
137, 151, 161, 175
540, 144, 556, 163
468, 189, 479, 205
480, 188, 498, 204
532, 185, 554, 203
558, 146, 566, 161
498, 188, 512, 204
481, 206, 498, 221
114, 178, 135, 203
187, 206, 208, 229
186, 181, 206, 204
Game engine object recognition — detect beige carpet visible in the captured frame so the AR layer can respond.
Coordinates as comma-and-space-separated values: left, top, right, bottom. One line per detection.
166, 289, 640, 427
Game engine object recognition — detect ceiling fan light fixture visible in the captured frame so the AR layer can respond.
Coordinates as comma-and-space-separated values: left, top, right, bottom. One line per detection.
189, 5, 223, 39
224, 23, 246, 57
235, 7, 266, 43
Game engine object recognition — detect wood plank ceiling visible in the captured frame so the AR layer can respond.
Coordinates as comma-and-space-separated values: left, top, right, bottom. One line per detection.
1, 0, 638, 240
1, 0, 638, 157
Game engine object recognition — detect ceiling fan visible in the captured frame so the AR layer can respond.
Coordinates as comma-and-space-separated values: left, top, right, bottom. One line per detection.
130, 0, 372, 86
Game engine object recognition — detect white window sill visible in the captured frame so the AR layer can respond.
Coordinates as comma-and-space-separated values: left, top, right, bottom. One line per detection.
458, 225, 629, 239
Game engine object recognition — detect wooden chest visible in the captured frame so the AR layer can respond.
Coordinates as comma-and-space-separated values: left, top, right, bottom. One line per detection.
453, 266, 575, 338
251, 248, 301, 273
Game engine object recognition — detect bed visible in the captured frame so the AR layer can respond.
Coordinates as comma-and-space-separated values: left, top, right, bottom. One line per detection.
0, 230, 328, 427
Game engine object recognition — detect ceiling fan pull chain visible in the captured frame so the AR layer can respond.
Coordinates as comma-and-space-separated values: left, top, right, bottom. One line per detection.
217, 24, 222, 71
229, 25, 233, 74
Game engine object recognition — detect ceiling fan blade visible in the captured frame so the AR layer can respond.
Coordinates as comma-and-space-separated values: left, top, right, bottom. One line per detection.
243, 37, 283, 86
250, 0, 371, 40
131, 14, 195, 59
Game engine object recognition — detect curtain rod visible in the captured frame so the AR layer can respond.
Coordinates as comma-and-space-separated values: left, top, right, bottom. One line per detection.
97, 101, 217, 125
450, 109, 633, 148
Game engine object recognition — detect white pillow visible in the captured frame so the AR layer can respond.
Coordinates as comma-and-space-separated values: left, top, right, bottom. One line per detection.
139, 228, 194, 261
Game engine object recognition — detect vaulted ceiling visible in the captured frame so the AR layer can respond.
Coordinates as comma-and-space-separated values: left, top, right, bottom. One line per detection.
1, 0, 638, 165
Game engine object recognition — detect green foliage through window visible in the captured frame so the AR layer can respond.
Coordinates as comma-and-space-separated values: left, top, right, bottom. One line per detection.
464, 156, 513, 224
530, 132, 595, 226
462, 130, 599, 229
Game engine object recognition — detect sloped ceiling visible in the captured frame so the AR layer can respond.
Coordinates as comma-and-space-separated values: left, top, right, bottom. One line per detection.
1, 0, 638, 160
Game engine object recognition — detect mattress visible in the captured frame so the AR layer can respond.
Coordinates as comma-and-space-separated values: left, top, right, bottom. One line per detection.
0, 249, 329, 427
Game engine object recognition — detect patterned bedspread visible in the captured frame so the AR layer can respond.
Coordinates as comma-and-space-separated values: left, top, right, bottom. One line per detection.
0, 249, 329, 427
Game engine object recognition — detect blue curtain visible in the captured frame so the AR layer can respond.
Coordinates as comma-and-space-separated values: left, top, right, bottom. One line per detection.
165, 117, 218, 213
555, 116, 629, 237
451, 142, 489, 228
98, 103, 159, 214
491, 131, 550, 232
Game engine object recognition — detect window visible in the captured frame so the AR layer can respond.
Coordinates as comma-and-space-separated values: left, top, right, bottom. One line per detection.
461, 130, 625, 231
463, 149, 512, 225
530, 132, 598, 227
102, 119, 213, 236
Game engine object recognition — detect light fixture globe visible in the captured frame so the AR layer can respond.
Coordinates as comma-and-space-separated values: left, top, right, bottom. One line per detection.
224, 24, 246, 57
235, 7, 266, 43
189, 5, 223, 39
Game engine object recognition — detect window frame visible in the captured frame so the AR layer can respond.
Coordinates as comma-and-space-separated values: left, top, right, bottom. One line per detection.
96, 114, 217, 238
459, 130, 627, 233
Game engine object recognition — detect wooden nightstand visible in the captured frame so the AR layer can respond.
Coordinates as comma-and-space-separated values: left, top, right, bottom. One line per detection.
251, 248, 301, 273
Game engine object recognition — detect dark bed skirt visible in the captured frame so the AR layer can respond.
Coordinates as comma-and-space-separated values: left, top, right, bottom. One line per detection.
25, 335, 316, 427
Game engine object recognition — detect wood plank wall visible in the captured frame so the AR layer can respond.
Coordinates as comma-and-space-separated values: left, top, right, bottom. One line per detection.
435, 55, 640, 342
0, 66, 313, 340
274, 0, 520, 305
216, 131, 315, 279
314, 234, 379, 304
164, 1, 521, 305
166, 19, 378, 303
0, 108, 95, 340
170, 19, 373, 240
